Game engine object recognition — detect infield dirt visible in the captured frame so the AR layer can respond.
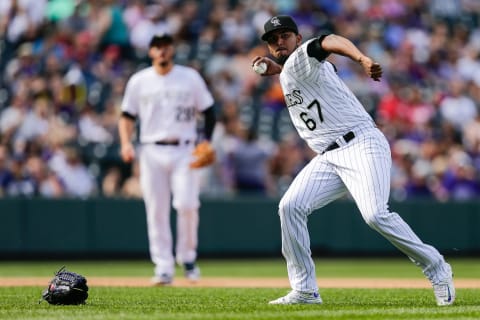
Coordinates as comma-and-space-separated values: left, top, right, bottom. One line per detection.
1, 277, 479, 288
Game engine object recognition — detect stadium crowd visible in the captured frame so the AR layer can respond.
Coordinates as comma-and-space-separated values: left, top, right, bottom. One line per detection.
1, 0, 480, 201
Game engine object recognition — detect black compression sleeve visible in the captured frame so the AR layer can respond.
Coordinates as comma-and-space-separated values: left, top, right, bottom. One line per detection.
202, 106, 216, 140
307, 35, 330, 61
121, 111, 137, 120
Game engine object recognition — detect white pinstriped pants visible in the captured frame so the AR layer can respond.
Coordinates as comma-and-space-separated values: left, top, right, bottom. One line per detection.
139, 144, 200, 276
278, 127, 451, 293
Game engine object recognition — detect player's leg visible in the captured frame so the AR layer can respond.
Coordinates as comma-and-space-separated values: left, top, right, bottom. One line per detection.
171, 150, 200, 280
334, 128, 454, 303
139, 145, 175, 283
276, 155, 347, 297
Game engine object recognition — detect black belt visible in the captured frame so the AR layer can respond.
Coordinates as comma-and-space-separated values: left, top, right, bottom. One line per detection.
154, 140, 191, 146
322, 131, 355, 154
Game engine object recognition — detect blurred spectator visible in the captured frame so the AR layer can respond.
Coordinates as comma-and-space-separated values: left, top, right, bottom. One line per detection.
13, 96, 51, 144
0, 93, 28, 144
440, 148, 480, 200
0, 0, 479, 201
439, 77, 478, 132
0, 0, 46, 43
3, 154, 36, 197
48, 146, 96, 198
0, 145, 13, 196
86, 0, 130, 58
270, 134, 308, 196
229, 128, 276, 196
121, 160, 142, 199
25, 154, 64, 197
78, 104, 113, 144
204, 102, 243, 195
376, 78, 409, 135
463, 114, 480, 154
46, 0, 76, 22
404, 159, 435, 199
128, 3, 173, 53
211, 69, 242, 105
101, 165, 122, 197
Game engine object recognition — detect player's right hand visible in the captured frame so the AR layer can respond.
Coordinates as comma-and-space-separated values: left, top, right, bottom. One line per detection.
120, 143, 136, 163
251, 56, 283, 76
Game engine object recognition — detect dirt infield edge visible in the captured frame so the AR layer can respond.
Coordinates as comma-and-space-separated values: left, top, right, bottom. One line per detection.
1, 277, 479, 288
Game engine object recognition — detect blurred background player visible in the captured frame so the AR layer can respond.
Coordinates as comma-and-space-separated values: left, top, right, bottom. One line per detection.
118, 33, 216, 285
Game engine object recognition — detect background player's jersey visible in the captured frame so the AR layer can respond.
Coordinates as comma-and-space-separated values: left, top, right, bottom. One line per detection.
279, 38, 375, 153
121, 65, 214, 143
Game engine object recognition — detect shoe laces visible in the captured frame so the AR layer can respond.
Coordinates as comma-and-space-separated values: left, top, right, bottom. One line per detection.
433, 280, 453, 301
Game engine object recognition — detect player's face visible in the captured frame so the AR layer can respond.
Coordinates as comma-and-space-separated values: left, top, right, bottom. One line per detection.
148, 44, 175, 67
265, 29, 302, 64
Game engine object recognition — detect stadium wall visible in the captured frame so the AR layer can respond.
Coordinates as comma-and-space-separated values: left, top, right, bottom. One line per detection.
0, 197, 478, 258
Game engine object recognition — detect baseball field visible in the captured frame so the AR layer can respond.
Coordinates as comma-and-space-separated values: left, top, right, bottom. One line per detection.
0, 258, 479, 319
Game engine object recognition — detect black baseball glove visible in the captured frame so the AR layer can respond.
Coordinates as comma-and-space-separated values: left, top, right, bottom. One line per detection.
41, 266, 89, 305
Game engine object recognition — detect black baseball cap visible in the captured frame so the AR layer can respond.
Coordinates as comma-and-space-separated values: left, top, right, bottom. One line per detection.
149, 33, 174, 47
261, 15, 298, 41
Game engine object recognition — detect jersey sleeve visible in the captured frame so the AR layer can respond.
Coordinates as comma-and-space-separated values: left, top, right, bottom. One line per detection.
287, 38, 327, 81
192, 70, 214, 112
306, 35, 331, 62
121, 74, 140, 116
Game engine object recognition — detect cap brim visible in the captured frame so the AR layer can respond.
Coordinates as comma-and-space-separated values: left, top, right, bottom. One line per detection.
261, 27, 297, 41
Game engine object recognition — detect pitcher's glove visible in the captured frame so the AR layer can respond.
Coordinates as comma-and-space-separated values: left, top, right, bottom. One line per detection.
190, 141, 216, 168
41, 266, 89, 305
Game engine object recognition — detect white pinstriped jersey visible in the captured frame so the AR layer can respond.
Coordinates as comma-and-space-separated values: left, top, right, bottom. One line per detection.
121, 65, 214, 143
272, 34, 452, 298
279, 38, 376, 153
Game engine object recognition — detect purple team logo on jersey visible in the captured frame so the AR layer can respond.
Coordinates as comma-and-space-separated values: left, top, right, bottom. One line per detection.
285, 89, 303, 107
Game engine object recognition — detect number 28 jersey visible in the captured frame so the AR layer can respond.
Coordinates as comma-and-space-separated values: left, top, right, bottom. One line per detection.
121, 65, 214, 143
279, 38, 375, 154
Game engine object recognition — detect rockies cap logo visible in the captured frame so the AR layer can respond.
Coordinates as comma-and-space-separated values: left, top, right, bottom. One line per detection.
270, 17, 281, 27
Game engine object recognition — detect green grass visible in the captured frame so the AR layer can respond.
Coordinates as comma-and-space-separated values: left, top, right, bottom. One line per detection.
0, 287, 479, 320
0, 258, 479, 319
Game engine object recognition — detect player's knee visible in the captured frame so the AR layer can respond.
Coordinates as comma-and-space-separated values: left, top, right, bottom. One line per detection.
173, 200, 200, 213
175, 206, 199, 215
278, 197, 293, 217
278, 197, 310, 218
363, 214, 378, 228
363, 210, 393, 229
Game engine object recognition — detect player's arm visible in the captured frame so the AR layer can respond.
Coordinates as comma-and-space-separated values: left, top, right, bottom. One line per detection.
319, 34, 382, 81
118, 112, 136, 163
201, 106, 216, 141
189, 106, 217, 169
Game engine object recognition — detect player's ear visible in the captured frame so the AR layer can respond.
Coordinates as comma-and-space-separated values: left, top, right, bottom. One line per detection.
296, 33, 302, 45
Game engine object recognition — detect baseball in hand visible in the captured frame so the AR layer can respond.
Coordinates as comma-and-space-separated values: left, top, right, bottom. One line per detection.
253, 61, 267, 74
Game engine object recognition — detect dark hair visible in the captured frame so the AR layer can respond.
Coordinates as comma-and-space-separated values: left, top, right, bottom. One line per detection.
149, 34, 174, 47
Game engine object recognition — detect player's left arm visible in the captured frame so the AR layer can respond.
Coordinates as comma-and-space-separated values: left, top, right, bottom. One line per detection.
118, 113, 136, 163
189, 106, 217, 169
191, 68, 217, 141
319, 34, 382, 81
201, 106, 216, 141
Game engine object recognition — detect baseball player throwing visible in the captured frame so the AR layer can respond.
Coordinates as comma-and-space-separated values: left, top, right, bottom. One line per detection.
253, 15, 455, 306
118, 34, 216, 285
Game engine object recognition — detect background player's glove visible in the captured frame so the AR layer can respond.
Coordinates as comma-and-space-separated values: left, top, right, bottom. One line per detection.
190, 141, 216, 168
41, 266, 89, 305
